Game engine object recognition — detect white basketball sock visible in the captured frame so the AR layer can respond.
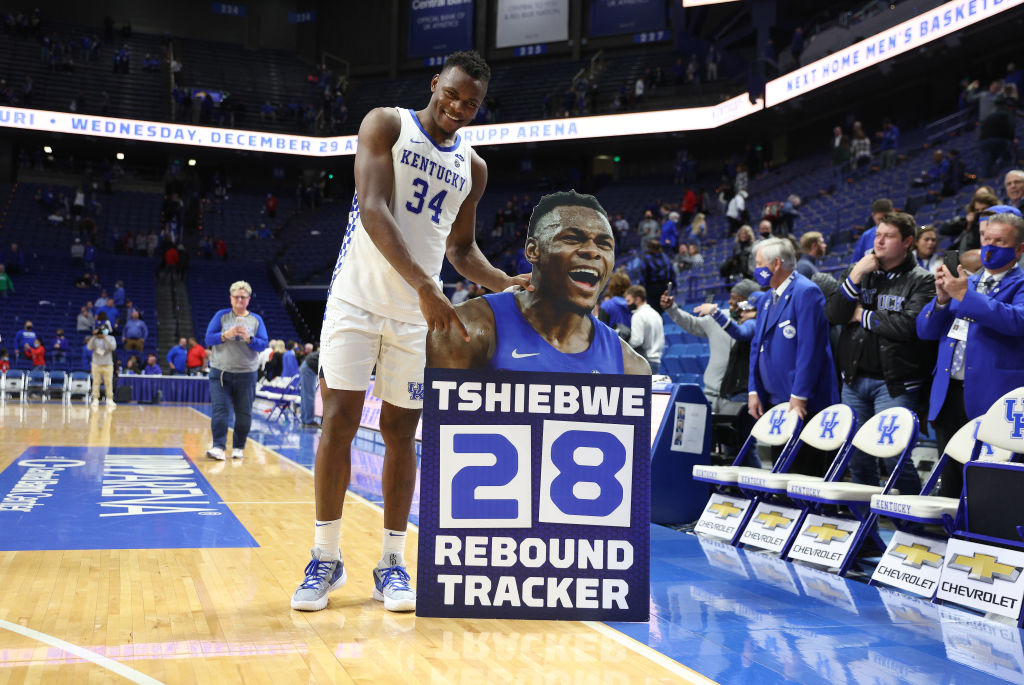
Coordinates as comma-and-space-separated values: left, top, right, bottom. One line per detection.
380, 528, 406, 567
313, 519, 341, 561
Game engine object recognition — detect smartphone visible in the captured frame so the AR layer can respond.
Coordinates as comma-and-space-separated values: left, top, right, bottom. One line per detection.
943, 249, 960, 275
705, 291, 716, 304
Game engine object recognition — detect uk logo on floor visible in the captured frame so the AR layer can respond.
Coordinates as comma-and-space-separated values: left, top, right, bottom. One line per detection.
0, 446, 258, 550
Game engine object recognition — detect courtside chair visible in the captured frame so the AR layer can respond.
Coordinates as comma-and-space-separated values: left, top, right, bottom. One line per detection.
786, 406, 919, 576
692, 402, 803, 488
46, 369, 71, 405
870, 417, 1012, 538
0, 370, 27, 404
736, 404, 858, 556
25, 368, 48, 402
692, 403, 802, 545
67, 371, 92, 403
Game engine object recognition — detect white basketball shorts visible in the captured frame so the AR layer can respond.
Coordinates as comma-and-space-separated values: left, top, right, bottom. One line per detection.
319, 297, 427, 409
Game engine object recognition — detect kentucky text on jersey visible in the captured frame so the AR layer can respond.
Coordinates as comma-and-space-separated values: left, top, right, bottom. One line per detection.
398, 149, 467, 191
431, 380, 645, 417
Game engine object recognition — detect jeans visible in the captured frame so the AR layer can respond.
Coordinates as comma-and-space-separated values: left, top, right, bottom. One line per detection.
299, 362, 318, 424
209, 368, 257, 450
841, 376, 922, 496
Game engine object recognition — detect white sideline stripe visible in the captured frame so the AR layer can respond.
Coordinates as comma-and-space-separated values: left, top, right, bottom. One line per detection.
582, 621, 719, 684
191, 407, 698, 682
0, 619, 164, 684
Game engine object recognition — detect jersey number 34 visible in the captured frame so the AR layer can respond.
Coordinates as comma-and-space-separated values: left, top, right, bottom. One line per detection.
406, 178, 448, 224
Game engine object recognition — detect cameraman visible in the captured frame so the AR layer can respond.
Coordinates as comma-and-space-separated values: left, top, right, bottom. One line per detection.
87, 322, 118, 408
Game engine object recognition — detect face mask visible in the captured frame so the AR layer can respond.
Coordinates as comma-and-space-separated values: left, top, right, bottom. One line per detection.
753, 266, 773, 287
980, 244, 1018, 270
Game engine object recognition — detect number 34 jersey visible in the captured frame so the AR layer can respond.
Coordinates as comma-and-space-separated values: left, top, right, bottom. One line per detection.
328, 107, 474, 325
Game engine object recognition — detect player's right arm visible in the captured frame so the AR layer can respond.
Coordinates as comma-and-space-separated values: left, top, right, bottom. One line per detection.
425, 298, 496, 368
355, 107, 470, 341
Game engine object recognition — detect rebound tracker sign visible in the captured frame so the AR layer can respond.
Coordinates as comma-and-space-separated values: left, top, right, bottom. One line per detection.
0, 446, 257, 550
417, 369, 651, 621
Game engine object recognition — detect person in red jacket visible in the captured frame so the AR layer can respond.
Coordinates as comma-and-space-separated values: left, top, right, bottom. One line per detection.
186, 336, 207, 375
28, 339, 46, 368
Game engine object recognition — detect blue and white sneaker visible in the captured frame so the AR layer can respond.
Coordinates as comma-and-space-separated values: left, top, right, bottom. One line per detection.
290, 548, 347, 611
372, 559, 416, 612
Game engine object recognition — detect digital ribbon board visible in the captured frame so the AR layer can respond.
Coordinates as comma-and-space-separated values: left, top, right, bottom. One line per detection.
416, 368, 651, 621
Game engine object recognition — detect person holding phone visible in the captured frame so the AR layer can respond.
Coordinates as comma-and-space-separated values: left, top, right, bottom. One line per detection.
825, 213, 936, 495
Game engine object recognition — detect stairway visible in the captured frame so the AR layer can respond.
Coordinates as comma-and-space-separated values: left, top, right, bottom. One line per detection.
155, 276, 195, 371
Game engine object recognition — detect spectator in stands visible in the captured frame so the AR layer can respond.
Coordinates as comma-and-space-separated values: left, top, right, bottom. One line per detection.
966, 79, 1002, 125
979, 93, 1017, 177
721, 225, 754, 282
215, 236, 228, 260
749, 238, 839, 476
300, 346, 320, 428
166, 337, 188, 374
778, 195, 801, 236
143, 354, 162, 375
99, 298, 120, 331
186, 337, 207, 375
70, 238, 85, 263
734, 163, 749, 195
124, 355, 141, 374
77, 306, 94, 333
0, 264, 12, 298
87, 322, 117, 408
640, 239, 674, 314
876, 119, 900, 169
660, 212, 679, 252
914, 226, 942, 274
825, 212, 934, 496
917, 212, 1024, 497
94, 290, 109, 308
706, 45, 719, 81
1004, 169, 1024, 212
637, 210, 660, 243
265, 193, 278, 219
621, 285, 663, 373
940, 188, 1000, 252
27, 339, 45, 369
14, 321, 36, 360
266, 340, 285, 379
203, 280, 269, 461
831, 125, 851, 169
121, 310, 148, 352
797, 231, 826, 279
748, 220, 775, 273
281, 341, 300, 377
51, 329, 69, 364
852, 198, 895, 260
597, 272, 632, 328
112, 280, 125, 308
726, 189, 748, 234
688, 212, 707, 243
83, 241, 97, 271
850, 126, 872, 170
4, 242, 23, 275
0, 350, 8, 374
913, 149, 949, 187
450, 281, 470, 304
611, 212, 630, 241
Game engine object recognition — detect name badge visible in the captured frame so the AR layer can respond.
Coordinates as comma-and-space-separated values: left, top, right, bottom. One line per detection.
948, 318, 969, 342
778, 319, 791, 328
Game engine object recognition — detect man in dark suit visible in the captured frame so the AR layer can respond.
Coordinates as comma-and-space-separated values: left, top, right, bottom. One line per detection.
917, 212, 1024, 497
748, 238, 840, 476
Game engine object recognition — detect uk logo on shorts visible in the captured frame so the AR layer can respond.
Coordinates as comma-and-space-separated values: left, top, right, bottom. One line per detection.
408, 382, 424, 401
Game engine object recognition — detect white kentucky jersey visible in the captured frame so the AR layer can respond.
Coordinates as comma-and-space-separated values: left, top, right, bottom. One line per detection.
327, 107, 474, 324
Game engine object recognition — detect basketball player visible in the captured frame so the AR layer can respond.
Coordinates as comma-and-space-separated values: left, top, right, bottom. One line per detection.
427, 190, 650, 375
291, 52, 529, 613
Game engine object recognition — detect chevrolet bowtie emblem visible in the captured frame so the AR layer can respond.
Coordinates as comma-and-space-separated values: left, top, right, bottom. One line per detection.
890, 543, 943, 569
709, 501, 743, 519
755, 510, 793, 530
948, 552, 1022, 584
803, 522, 851, 544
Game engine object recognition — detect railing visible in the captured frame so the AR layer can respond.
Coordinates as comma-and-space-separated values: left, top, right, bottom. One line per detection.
925, 109, 975, 147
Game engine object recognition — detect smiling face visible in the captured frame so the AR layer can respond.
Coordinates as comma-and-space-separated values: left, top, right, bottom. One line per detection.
527, 206, 615, 314
428, 66, 487, 137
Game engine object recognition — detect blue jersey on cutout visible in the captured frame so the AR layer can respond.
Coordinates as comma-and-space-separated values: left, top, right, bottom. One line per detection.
484, 292, 624, 373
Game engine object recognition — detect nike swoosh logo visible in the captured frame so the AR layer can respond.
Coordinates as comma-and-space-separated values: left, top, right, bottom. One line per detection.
511, 349, 540, 359
387, 532, 404, 537
315, 523, 331, 527
409, 139, 425, 144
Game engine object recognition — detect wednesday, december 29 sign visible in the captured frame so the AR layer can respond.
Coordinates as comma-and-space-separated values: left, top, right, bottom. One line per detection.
416, 368, 650, 621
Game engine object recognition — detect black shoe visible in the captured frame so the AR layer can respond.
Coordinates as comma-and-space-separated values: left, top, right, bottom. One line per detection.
301, 422, 320, 428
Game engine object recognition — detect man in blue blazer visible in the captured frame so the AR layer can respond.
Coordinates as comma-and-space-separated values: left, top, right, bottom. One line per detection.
917, 211, 1024, 497
749, 238, 840, 476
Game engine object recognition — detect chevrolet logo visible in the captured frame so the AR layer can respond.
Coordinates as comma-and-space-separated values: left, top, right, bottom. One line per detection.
803, 523, 851, 544
805, 578, 846, 602
755, 510, 793, 530
948, 552, 1022, 584
953, 635, 1018, 670
889, 543, 943, 569
710, 501, 743, 519
891, 605, 934, 626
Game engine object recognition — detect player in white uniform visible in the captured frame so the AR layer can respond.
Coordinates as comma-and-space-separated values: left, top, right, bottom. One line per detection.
291, 52, 529, 613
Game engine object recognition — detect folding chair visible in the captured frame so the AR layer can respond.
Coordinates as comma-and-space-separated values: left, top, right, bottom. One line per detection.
735, 404, 858, 556
47, 370, 71, 405
257, 375, 300, 421
67, 371, 92, 403
1, 370, 27, 403
691, 403, 803, 544
25, 369, 48, 402
785, 406, 918, 576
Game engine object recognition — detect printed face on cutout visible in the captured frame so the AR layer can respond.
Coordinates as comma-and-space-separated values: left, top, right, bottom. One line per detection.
528, 205, 615, 314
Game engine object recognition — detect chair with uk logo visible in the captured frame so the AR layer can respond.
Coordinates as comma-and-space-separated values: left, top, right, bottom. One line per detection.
734, 404, 858, 557
784, 406, 918, 576
933, 387, 1024, 626
691, 403, 802, 544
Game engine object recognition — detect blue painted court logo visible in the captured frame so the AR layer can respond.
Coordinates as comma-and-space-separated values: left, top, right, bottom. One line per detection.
818, 411, 840, 440
767, 409, 786, 435
0, 447, 257, 551
876, 416, 900, 445
408, 382, 424, 401
1005, 399, 1024, 440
